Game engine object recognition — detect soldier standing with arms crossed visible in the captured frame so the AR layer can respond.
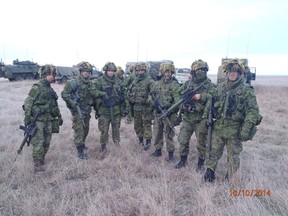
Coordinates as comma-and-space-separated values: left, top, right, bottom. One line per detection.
23, 64, 63, 172
175, 60, 216, 170
61, 61, 94, 160
204, 59, 262, 182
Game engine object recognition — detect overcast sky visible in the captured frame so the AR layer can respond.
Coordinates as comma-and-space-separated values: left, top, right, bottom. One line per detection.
1, 0, 287, 75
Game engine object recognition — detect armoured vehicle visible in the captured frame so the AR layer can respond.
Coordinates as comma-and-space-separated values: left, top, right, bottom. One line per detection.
0, 60, 5, 78
1, 59, 40, 81
217, 58, 256, 85
55, 66, 75, 84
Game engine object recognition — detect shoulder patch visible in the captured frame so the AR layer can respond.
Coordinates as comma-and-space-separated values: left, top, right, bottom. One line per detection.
28, 84, 40, 98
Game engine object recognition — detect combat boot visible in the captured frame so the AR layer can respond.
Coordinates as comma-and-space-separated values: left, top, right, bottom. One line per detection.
168, 152, 176, 163
144, 139, 151, 151
34, 159, 45, 172
204, 168, 215, 182
114, 141, 120, 147
77, 145, 89, 160
152, 149, 162, 157
196, 158, 205, 172
138, 137, 144, 145
175, 155, 188, 169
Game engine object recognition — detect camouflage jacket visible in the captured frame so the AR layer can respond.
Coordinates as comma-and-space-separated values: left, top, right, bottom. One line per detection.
61, 76, 94, 116
151, 78, 180, 115
128, 73, 155, 111
211, 77, 261, 139
92, 74, 125, 115
24, 79, 61, 124
180, 78, 216, 124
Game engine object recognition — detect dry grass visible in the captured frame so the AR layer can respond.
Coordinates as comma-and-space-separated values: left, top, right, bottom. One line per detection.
0, 77, 288, 216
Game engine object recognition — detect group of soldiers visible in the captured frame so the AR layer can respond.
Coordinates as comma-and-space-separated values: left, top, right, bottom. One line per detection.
22, 58, 262, 183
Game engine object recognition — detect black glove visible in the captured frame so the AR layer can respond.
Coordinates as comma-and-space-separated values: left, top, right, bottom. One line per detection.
58, 117, 63, 126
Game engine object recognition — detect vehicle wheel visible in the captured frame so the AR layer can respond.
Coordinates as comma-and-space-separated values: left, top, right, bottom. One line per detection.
15, 75, 24, 81
25, 74, 33, 80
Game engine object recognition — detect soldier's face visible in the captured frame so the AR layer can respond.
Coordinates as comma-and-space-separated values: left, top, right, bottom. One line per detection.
107, 70, 115, 78
164, 71, 172, 81
46, 74, 55, 83
137, 69, 145, 75
227, 71, 238, 81
81, 71, 90, 78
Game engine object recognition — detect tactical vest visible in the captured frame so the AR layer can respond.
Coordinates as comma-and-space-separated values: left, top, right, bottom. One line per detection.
214, 82, 250, 122
129, 75, 153, 104
99, 76, 123, 107
154, 79, 179, 109
32, 81, 56, 115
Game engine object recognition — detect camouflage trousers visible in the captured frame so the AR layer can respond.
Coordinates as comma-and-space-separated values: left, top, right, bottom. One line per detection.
133, 110, 153, 139
31, 120, 52, 162
98, 114, 121, 148
153, 117, 175, 152
177, 121, 207, 158
72, 112, 91, 147
206, 131, 243, 175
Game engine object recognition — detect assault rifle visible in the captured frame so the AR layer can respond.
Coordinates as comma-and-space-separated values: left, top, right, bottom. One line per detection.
106, 87, 116, 126
159, 83, 205, 120
207, 97, 213, 159
150, 91, 175, 133
17, 112, 40, 154
71, 91, 86, 128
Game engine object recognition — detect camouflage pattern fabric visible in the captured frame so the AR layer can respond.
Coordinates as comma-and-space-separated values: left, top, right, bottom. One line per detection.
24, 79, 61, 162
128, 72, 155, 139
98, 114, 121, 148
61, 75, 94, 147
177, 78, 216, 159
92, 73, 126, 146
151, 78, 180, 152
205, 76, 261, 176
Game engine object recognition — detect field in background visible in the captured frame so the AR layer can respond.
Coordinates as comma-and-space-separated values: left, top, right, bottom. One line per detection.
0, 77, 287, 216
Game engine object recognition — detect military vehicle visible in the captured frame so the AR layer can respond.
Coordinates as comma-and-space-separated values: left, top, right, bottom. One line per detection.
175, 68, 192, 84
217, 58, 256, 85
0, 60, 5, 78
55, 66, 75, 84
1, 59, 40, 81
124, 60, 174, 80
55, 65, 102, 84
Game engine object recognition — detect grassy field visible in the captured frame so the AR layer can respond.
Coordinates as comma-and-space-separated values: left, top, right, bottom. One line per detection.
0, 77, 287, 216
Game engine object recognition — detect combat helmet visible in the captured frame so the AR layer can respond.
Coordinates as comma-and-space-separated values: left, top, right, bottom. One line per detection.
159, 63, 176, 75
191, 59, 209, 72
222, 58, 245, 74
134, 62, 147, 71
102, 62, 117, 72
116, 66, 124, 77
128, 64, 134, 73
77, 61, 93, 73
38, 64, 56, 78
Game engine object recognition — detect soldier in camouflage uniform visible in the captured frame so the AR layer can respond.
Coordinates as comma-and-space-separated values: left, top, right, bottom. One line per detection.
151, 63, 180, 162
23, 64, 63, 172
116, 66, 125, 82
176, 60, 216, 170
128, 62, 155, 150
92, 62, 127, 152
61, 61, 94, 160
204, 59, 262, 182
123, 64, 136, 124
